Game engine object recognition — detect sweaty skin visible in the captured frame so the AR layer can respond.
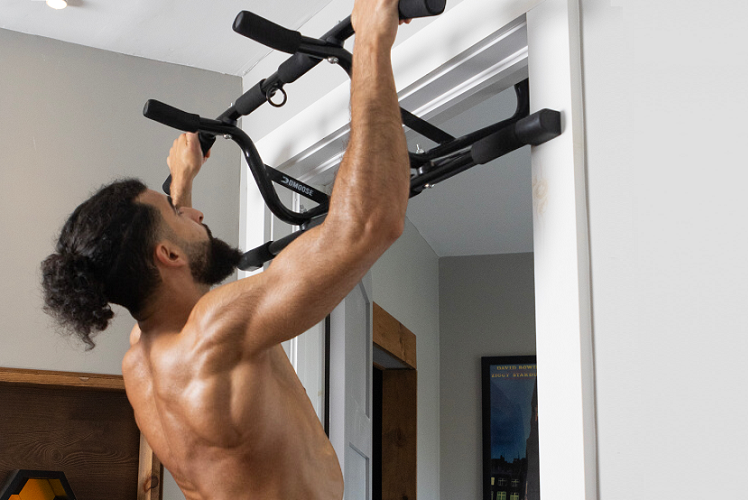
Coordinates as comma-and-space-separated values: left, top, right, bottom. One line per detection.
121, 1, 410, 499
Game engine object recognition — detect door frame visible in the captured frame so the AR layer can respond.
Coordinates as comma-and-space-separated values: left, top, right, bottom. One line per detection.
327, 275, 375, 499
372, 303, 417, 500
241, 0, 595, 498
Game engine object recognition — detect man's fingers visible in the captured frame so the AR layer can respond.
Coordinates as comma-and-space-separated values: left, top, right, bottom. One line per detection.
185, 132, 199, 151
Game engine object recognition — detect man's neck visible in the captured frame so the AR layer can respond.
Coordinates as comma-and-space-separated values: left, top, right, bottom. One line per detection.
137, 281, 208, 336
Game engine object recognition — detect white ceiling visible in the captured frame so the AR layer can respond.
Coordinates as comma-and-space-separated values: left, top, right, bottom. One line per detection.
0, 0, 332, 75
1, 0, 533, 257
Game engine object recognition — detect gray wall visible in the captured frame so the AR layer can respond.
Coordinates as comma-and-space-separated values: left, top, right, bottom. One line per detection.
371, 218, 441, 500
0, 28, 241, 373
580, 1, 748, 497
439, 253, 536, 500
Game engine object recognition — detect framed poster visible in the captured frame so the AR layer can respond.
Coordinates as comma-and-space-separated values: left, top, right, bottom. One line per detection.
481, 356, 539, 500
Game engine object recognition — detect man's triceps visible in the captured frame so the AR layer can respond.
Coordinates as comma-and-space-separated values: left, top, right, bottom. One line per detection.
238, 225, 378, 350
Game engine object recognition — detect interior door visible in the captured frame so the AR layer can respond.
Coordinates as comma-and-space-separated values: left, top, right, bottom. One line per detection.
328, 274, 373, 500
280, 192, 327, 422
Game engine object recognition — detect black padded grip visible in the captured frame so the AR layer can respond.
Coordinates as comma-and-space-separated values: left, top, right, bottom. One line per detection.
161, 133, 215, 195
470, 127, 520, 165
143, 99, 200, 132
233, 11, 302, 54
197, 132, 216, 155
279, 53, 320, 84
471, 109, 562, 165
399, 0, 446, 19
515, 109, 562, 145
238, 242, 275, 272
234, 81, 268, 116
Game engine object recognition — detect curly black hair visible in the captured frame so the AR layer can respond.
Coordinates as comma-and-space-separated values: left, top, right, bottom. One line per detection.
41, 179, 162, 349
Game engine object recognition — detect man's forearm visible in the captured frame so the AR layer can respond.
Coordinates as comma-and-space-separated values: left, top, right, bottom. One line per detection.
170, 177, 194, 209
166, 132, 208, 209
328, 28, 410, 236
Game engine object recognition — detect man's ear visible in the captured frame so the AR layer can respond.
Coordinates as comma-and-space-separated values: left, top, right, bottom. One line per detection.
154, 240, 187, 268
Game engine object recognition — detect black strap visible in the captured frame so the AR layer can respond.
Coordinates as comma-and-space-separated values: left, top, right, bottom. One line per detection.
400, 108, 455, 144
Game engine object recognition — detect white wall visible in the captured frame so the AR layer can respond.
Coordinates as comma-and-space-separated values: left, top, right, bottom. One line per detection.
580, 1, 748, 497
0, 29, 241, 373
439, 253, 536, 500
0, 29, 240, 500
371, 219, 441, 500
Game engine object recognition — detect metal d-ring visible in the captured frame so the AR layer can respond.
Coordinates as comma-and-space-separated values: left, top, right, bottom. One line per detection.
267, 85, 288, 108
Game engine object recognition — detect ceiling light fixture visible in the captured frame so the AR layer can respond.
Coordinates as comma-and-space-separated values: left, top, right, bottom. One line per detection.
46, 0, 67, 9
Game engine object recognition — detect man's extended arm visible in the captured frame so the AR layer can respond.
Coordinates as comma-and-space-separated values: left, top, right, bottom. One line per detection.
190, 0, 410, 355
167, 133, 210, 209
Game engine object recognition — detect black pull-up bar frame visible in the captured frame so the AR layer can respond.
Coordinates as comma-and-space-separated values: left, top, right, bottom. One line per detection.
142, 0, 562, 271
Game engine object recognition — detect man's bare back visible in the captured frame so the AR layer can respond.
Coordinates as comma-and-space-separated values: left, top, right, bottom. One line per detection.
123, 326, 342, 500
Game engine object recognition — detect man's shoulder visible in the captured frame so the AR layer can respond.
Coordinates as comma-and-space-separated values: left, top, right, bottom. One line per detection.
121, 340, 151, 407
123, 328, 188, 389
122, 329, 144, 378
196, 272, 267, 313
184, 274, 271, 349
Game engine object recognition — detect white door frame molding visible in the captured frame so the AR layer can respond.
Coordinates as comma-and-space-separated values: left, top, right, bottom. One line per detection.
328, 276, 374, 499
526, 1, 595, 499
241, 0, 595, 498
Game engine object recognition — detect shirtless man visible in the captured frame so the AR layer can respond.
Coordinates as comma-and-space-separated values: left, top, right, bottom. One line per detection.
40, 0, 410, 498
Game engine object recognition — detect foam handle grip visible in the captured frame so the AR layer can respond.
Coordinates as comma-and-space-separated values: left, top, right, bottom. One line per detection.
197, 132, 216, 155
398, 0, 446, 19
470, 126, 519, 166
471, 109, 562, 165
238, 242, 275, 272
143, 99, 200, 132
162, 175, 172, 195
233, 11, 302, 54
514, 109, 562, 145
234, 81, 268, 116
279, 53, 320, 84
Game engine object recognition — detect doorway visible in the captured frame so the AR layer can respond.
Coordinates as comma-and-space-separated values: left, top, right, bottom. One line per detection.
247, 0, 594, 496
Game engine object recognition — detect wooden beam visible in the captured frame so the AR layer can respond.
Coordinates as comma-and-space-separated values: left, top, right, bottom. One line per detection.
138, 435, 163, 500
382, 370, 417, 500
373, 303, 417, 369
0, 367, 125, 391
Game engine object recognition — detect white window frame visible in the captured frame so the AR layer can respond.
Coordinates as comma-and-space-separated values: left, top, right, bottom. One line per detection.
240, 0, 595, 498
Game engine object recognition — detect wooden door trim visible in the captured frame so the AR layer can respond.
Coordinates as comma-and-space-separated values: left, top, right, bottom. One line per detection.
373, 302, 417, 369
372, 304, 418, 500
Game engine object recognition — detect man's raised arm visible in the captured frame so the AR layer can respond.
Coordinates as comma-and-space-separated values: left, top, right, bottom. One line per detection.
167, 132, 210, 209
194, 0, 410, 354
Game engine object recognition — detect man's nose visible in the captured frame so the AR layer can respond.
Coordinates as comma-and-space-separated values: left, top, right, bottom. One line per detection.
184, 207, 204, 223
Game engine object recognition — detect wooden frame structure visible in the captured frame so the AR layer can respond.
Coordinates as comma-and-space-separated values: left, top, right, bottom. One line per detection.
0, 367, 162, 500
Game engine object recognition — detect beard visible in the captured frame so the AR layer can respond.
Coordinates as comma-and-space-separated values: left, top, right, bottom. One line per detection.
185, 225, 243, 286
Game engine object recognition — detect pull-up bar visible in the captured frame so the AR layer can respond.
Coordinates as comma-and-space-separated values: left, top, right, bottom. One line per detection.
143, 0, 562, 271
